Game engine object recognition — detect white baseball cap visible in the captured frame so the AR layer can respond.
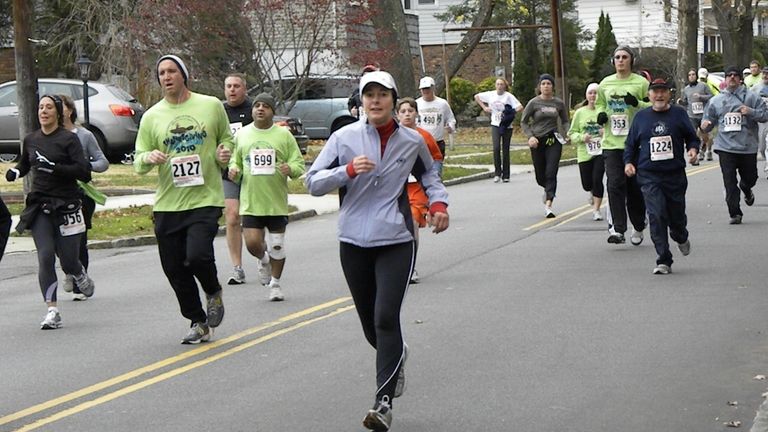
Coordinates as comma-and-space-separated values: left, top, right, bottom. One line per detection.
697, 67, 708, 78
419, 76, 435, 89
360, 71, 398, 95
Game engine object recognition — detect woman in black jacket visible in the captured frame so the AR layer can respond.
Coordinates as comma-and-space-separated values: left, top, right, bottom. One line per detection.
5, 95, 92, 329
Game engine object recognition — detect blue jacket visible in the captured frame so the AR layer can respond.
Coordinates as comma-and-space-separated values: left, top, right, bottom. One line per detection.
624, 105, 700, 172
305, 119, 448, 248
702, 85, 768, 154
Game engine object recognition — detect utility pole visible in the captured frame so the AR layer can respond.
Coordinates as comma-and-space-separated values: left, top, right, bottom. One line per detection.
550, 0, 566, 102
12, 0, 38, 195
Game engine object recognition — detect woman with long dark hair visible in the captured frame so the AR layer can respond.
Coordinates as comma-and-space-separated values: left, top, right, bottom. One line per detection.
5, 95, 92, 329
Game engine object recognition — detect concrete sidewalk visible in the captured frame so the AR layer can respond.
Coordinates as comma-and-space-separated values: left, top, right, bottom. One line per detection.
3, 162, 545, 254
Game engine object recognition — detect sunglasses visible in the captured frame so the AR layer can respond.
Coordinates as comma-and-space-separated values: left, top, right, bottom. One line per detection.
614, 55, 630, 60
726, 73, 741, 78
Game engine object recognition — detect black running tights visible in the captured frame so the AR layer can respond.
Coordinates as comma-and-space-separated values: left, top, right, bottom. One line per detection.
31, 213, 83, 303
340, 241, 413, 405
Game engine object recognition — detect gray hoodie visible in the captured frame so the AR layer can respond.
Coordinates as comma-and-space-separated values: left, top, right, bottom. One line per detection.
702, 85, 768, 154
305, 120, 448, 247
679, 81, 712, 119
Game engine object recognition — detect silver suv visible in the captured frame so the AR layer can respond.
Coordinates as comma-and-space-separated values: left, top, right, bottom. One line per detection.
0, 78, 145, 161
255, 75, 356, 139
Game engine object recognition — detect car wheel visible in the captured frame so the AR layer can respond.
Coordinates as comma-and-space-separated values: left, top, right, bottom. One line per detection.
0, 153, 18, 163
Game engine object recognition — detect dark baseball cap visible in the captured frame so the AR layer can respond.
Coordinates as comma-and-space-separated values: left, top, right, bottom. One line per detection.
648, 78, 671, 90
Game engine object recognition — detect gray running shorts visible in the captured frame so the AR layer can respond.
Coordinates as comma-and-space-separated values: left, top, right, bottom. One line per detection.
223, 178, 241, 200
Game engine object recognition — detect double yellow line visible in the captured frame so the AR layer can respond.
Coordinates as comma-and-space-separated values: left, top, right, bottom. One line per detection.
523, 163, 720, 232
1, 297, 355, 431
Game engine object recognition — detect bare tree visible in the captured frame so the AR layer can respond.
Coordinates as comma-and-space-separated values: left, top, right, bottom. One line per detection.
676, 0, 699, 91
12, 0, 38, 193
369, 0, 417, 97
711, 0, 759, 68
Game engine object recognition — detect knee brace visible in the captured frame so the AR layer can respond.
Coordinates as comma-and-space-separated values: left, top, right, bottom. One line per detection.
267, 232, 286, 260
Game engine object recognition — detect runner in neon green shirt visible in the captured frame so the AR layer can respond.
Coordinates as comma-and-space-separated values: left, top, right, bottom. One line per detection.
568, 83, 605, 221
228, 93, 305, 301
595, 46, 650, 245
134, 55, 233, 344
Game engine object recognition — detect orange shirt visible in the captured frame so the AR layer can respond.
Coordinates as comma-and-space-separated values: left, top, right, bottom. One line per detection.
408, 127, 443, 226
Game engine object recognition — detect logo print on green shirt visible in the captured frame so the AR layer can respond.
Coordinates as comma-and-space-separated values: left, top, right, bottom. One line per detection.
163, 115, 208, 153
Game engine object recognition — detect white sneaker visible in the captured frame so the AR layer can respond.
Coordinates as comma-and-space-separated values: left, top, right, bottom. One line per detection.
227, 266, 245, 285
630, 229, 644, 246
268, 282, 284, 302
652, 264, 671, 275
62, 274, 74, 293
72, 293, 88, 301
409, 269, 420, 284
544, 206, 555, 218
258, 259, 272, 286
588, 194, 594, 206
493, 176, 500, 183
40, 308, 62, 329
592, 210, 603, 221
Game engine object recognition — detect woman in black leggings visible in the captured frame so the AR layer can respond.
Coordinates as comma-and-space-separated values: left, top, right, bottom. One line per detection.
5, 95, 92, 329
0, 195, 10, 262
306, 71, 449, 432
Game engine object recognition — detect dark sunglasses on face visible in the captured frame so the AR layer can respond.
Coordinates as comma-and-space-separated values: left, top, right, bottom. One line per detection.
726, 73, 741, 78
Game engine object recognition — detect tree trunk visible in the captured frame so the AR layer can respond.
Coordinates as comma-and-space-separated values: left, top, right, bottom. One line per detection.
676, 0, 699, 91
431, 0, 496, 95
12, 0, 38, 195
711, 0, 754, 68
370, 0, 417, 98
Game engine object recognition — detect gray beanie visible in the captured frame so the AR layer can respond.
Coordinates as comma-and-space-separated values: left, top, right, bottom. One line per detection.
156, 54, 189, 85
252, 93, 276, 111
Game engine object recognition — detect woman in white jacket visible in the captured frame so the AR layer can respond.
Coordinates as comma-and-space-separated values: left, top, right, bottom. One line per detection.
306, 71, 449, 432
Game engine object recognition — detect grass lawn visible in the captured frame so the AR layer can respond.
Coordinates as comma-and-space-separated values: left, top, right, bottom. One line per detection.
0, 163, 158, 194
446, 143, 577, 165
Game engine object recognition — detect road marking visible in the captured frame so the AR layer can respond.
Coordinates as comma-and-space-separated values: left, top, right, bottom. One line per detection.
523, 163, 720, 232
13, 304, 356, 432
0, 296, 352, 428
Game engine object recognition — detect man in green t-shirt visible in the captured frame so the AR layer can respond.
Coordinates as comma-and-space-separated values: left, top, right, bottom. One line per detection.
134, 55, 234, 344
228, 93, 305, 302
596, 46, 650, 246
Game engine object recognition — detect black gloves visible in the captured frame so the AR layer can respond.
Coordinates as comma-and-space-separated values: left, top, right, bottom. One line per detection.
597, 112, 608, 126
624, 93, 639, 107
642, 96, 650, 103
35, 151, 56, 174
5, 168, 19, 182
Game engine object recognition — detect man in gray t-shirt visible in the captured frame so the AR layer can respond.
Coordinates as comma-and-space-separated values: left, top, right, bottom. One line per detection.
678, 68, 713, 163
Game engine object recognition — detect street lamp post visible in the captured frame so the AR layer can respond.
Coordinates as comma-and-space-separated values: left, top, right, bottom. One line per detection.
75, 55, 92, 127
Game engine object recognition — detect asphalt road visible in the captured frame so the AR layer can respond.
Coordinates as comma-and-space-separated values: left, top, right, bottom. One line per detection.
1, 159, 768, 432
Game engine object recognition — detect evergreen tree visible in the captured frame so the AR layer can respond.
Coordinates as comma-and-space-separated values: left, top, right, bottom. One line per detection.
589, 11, 618, 83
513, 27, 540, 104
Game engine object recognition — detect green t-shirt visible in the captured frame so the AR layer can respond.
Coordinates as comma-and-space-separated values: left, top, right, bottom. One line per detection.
230, 123, 306, 216
745, 73, 761, 89
595, 73, 650, 150
568, 105, 603, 163
134, 92, 234, 212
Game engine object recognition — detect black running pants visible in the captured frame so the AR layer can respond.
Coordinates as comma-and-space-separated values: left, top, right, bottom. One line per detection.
31, 212, 83, 303
340, 241, 413, 405
604, 149, 646, 234
0, 196, 10, 263
716, 150, 757, 217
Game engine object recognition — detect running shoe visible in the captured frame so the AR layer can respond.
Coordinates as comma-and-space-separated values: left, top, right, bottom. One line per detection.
258, 259, 272, 286
493, 176, 500, 183
62, 274, 74, 293
206, 290, 225, 328
706, 151, 713, 161
729, 215, 743, 225
409, 269, 420, 284
227, 266, 245, 285
545, 206, 556, 218
75, 273, 95, 298
592, 210, 603, 221
502, 178, 510, 183
181, 322, 210, 344
698, 152, 705, 161
588, 194, 594, 206
630, 229, 644, 246
652, 264, 671, 275
607, 233, 625, 244
394, 344, 408, 398
268, 281, 284, 302
40, 308, 62, 330
363, 395, 392, 432
72, 293, 88, 301
764, 164, 768, 172
677, 240, 691, 256
691, 159, 699, 166
745, 189, 755, 206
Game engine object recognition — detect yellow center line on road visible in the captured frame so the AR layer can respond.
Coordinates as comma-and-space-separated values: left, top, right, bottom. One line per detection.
0, 296, 353, 428
523, 163, 720, 232
14, 304, 357, 432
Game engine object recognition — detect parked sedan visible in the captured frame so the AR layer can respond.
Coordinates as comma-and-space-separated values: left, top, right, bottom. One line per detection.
0, 78, 144, 162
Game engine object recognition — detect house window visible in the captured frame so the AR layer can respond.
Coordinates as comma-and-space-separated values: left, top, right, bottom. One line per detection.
404, 0, 411, 9
418, 0, 435, 4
